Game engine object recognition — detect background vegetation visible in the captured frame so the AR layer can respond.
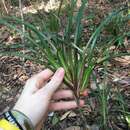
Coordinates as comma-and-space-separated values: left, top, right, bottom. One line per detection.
0, 0, 130, 130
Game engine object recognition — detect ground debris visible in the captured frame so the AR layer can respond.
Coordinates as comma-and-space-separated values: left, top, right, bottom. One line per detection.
0, 56, 44, 113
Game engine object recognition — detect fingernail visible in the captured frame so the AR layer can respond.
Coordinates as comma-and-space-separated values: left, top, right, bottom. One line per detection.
80, 89, 89, 96
82, 90, 88, 96
56, 68, 64, 77
79, 100, 85, 107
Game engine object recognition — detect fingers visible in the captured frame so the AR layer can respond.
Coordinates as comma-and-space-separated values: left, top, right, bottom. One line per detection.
52, 89, 88, 100
80, 89, 88, 96
52, 90, 74, 100
49, 100, 84, 111
41, 68, 65, 95
25, 69, 53, 93
33, 69, 53, 89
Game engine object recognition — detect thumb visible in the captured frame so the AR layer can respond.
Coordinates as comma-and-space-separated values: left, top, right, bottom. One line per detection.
41, 68, 65, 96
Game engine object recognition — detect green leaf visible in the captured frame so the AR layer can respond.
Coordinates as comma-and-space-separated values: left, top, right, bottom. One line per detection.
57, 50, 71, 79
126, 116, 130, 127
80, 64, 94, 91
74, 0, 87, 45
52, 114, 60, 126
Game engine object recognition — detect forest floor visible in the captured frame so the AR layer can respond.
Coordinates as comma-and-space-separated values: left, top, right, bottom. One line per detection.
0, 0, 130, 130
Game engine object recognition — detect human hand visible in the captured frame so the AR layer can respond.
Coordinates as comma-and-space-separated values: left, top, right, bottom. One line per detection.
13, 68, 86, 127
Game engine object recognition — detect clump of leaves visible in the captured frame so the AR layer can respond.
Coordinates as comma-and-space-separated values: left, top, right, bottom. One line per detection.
1, 1, 130, 129
0, 0, 130, 103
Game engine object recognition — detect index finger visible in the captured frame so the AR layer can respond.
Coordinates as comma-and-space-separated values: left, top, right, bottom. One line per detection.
40, 68, 65, 96
24, 69, 53, 94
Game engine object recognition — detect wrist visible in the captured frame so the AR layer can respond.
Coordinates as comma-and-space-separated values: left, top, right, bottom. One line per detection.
12, 110, 34, 130
3, 110, 34, 130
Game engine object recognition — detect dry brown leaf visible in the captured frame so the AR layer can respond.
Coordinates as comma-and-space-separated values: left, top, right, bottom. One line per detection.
60, 111, 76, 121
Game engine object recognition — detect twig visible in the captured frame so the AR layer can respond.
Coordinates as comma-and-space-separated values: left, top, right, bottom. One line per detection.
19, 0, 25, 44
1, 0, 9, 14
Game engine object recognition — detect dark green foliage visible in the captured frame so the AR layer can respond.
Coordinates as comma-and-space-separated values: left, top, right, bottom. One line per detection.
0, 1, 130, 97
0, 2, 130, 129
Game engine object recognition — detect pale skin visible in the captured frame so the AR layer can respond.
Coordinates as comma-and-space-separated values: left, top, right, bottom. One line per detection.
13, 68, 87, 129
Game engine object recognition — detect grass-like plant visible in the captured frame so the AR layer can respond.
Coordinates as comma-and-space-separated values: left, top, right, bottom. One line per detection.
0, 3, 130, 129
0, 0, 130, 100
0, 0, 130, 129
